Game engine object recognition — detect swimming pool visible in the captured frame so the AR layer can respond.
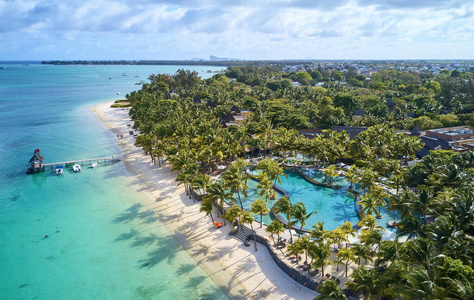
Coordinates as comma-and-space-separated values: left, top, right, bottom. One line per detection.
235, 169, 399, 235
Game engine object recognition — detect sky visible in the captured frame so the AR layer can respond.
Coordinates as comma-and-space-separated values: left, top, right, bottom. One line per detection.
1, 0, 473, 60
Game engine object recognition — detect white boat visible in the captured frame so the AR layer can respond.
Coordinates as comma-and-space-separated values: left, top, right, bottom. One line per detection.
122, 73, 127, 76
73, 164, 81, 172
0, 66, 6, 70
56, 165, 64, 175
89, 162, 98, 168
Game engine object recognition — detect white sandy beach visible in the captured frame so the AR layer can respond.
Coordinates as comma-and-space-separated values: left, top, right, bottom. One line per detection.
92, 102, 318, 300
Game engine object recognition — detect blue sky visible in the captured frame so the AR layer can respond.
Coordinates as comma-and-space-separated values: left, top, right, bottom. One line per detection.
1, 0, 473, 60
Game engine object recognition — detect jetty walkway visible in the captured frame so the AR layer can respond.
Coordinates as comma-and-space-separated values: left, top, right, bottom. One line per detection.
26, 157, 121, 174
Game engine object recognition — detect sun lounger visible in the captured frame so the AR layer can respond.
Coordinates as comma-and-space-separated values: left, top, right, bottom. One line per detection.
213, 222, 223, 228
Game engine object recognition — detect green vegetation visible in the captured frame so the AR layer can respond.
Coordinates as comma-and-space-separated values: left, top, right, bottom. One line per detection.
111, 99, 131, 108
127, 65, 474, 299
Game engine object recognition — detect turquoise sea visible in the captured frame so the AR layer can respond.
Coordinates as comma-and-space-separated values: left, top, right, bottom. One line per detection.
0, 63, 231, 299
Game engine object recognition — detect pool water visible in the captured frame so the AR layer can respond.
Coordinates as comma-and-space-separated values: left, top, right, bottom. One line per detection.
238, 169, 399, 235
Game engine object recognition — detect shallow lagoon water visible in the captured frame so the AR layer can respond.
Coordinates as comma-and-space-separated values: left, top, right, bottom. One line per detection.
0, 63, 230, 299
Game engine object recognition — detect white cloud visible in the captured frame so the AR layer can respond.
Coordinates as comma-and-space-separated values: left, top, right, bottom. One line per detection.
0, 0, 472, 59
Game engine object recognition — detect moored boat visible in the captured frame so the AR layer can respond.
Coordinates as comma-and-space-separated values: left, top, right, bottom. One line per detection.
89, 162, 98, 168
56, 165, 64, 175
73, 164, 81, 172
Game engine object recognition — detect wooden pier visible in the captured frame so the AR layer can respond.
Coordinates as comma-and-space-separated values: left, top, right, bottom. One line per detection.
26, 157, 121, 174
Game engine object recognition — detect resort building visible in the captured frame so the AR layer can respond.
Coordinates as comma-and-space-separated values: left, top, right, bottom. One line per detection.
220, 106, 249, 127
410, 125, 474, 157
426, 126, 474, 152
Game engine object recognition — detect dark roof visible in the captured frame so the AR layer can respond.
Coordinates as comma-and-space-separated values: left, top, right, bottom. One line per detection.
406, 112, 415, 118
354, 109, 365, 116
230, 105, 241, 113
385, 98, 396, 108
420, 136, 450, 150
410, 125, 421, 136
332, 126, 367, 139
221, 112, 235, 122
206, 100, 215, 108
193, 96, 201, 103
416, 136, 451, 157
296, 128, 322, 139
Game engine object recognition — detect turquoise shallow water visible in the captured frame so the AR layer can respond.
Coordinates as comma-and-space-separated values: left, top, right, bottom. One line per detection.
0, 63, 230, 299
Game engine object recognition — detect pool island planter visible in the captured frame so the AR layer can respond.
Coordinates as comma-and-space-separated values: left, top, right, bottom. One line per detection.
295, 169, 342, 189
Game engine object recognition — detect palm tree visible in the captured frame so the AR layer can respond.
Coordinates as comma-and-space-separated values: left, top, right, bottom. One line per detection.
223, 205, 241, 231
221, 159, 249, 209
240, 209, 257, 251
344, 166, 358, 190
412, 187, 436, 225
375, 239, 403, 267
203, 181, 227, 225
389, 174, 405, 195
255, 158, 287, 188
345, 267, 381, 300
310, 221, 329, 243
199, 197, 215, 224
294, 235, 312, 264
392, 265, 446, 300
274, 196, 295, 243
351, 243, 372, 266
266, 219, 285, 244
337, 247, 357, 278
358, 193, 379, 218
360, 228, 383, 253
291, 202, 318, 238
388, 190, 414, 220
315, 279, 347, 300
256, 172, 276, 203
359, 167, 377, 193
250, 199, 269, 228
311, 242, 332, 276
323, 165, 339, 184
340, 220, 357, 245
371, 185, 388, 217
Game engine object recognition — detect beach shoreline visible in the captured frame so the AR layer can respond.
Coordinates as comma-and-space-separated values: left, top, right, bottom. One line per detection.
92, 102, 318, 300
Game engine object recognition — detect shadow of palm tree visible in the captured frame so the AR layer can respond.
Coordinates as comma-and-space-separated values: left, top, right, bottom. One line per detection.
331, 202, 356, 223
186, 275, 208, 287
115, 228, 139, 242
113, 203, 160, 225
137, 236, 180, 270
175, 263, 197, 276
131, 232, 162, 248
113, 203, 143, 223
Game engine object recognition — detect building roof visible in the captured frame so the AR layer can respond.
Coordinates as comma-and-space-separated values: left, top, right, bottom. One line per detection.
410, 125, 421, 136
332, 126, 367, 139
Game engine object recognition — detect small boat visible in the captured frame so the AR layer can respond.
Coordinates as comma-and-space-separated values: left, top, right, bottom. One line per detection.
73, 164, 81, 172
89, 162, 98, 168
56, 165, 64, 175
122, 73, 127, 76
117, 92, 121, 95
0, 66, 6, 69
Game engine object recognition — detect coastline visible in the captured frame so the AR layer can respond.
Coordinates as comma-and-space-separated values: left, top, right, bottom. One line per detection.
92, 102, 318, 299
